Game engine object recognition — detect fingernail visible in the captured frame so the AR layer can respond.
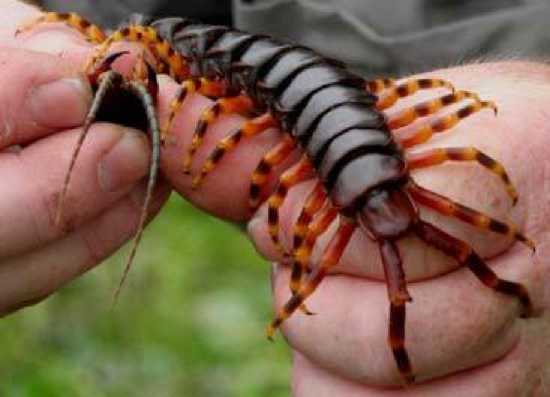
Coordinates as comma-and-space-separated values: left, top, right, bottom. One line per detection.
30, 77, 91, 128
98, 128, 150, 192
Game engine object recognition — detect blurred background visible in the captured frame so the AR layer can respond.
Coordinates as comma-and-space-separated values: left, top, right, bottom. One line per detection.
1, 197, 290, 397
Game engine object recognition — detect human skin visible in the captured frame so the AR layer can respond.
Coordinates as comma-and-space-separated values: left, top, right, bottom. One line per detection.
7, 1, 550, 395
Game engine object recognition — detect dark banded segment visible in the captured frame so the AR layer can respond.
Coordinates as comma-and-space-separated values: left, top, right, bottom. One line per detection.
304, 103, 386, 157
294, 84, 376, 137
414, 221, 533, 317
318, 128, 398, 191
329, 154, 406, 209
249, 135, 296, 211
407, 147, 518, 204
408, 183, 534, 250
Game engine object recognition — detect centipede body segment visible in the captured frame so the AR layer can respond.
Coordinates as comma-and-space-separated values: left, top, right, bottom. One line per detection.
17, 11, 535, 384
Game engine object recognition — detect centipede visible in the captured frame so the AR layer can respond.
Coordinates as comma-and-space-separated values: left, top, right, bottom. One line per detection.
16, 11, 535, 384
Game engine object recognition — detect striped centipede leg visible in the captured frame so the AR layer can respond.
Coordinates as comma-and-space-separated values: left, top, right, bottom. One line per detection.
414, 220, 533, 318
374, 78, 456, 110
289, 202, 338, 315
162, 77, 228, 142
407, 182, 534, 250
267, 217, 356, 339
16, 12, 107, 44
191, 113, 280, 188
396, 99, 498, 149
365, 78, 395, 94
249, 135, 297, 212
266, 155, 314, 254
407, 147, 518, 204
288, 182, 327, 314
184, 94, 255, 170
80, 24, 188, 79
379, 240, 414, 384
386, 91, 497, 130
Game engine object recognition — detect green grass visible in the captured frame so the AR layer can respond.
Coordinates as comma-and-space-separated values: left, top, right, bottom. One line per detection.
0, 195, 291, 397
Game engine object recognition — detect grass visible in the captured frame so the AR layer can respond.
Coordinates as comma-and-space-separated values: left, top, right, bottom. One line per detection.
0, 195, 291, 397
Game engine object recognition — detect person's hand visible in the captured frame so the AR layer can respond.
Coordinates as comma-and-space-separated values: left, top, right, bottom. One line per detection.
158, 61, 550, 395
0, 0, 170, 315
10, 1, 550, 394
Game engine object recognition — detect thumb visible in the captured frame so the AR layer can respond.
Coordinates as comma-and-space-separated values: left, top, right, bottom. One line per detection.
0, 46, 92, 148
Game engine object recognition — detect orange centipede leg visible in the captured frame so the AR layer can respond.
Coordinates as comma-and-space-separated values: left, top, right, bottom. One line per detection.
288, 182, 327, 315
249, 135, 297, 212
16, 12, 106, 44
161, 77, 228, 142
386, 90, 497, 130
365, 78, 395, 94
396, 99, 498, 149
379, 240, 414, 384
375, 78, 455, 110
84, 25, 188, 80
265, 155, 314, 254
184, 94, 255, 167
191, 113, 280, 188
407, 182, 534, 250
414, 220, 533, 317
407, 147, 518, 204
267, 217, 356, 339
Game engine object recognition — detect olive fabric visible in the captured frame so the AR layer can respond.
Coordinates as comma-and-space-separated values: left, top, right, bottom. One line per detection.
40, 0, 550, 77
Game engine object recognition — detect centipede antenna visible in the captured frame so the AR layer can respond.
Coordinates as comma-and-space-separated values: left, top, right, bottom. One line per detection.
55, 70, 123, 227
112, 70, 161, 306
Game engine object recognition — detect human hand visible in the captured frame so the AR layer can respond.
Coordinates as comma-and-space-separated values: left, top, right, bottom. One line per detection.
0, 0, 170, 315
158, 62, 550, 395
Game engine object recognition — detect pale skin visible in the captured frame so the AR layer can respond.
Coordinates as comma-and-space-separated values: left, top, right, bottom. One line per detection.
4, 1, 550, 395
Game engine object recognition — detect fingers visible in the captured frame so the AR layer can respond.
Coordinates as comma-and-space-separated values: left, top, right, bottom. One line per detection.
0, 0, 42, 45
292, 314, 550, 396
273, 243, 541, 386
158, 76, 297, 221
0, 180, 170, 316
0, 122, 153, 259
0, 47, 92, 147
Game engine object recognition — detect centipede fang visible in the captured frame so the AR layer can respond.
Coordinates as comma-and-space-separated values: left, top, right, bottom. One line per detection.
17, 11, 535, 384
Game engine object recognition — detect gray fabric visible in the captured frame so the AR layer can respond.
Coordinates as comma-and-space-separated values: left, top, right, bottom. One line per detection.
233, 0, 550, 77
41, 0, 231, 26
40, 0, 550, 77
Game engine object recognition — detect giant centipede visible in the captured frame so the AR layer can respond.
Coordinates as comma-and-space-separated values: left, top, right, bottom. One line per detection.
16, 11, 535, 384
